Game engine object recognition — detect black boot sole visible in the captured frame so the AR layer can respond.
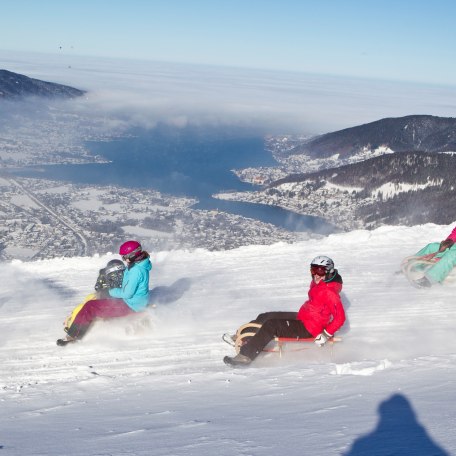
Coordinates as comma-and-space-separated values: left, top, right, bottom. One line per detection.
223, 356, 251, 367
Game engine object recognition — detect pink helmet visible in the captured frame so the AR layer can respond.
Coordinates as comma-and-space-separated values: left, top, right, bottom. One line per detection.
119, 240, 142, 261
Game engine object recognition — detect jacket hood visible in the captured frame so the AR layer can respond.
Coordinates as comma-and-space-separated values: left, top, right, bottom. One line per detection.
139, 257, 152, 271
130, 257, 152, 272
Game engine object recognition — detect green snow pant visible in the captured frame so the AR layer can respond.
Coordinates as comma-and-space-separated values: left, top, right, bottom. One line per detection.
415, 242, 456, 283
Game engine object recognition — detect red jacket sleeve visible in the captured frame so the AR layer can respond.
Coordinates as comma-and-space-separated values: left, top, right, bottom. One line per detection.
324, 289, 346, 336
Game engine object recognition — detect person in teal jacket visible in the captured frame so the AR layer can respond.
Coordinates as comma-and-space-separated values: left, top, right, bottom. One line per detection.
412, 225, 456, 288
58, 240, 152, 345
109, 240, 152, 311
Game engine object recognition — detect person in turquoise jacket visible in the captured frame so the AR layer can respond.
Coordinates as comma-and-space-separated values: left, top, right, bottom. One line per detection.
109, 240, 152, 311
58, 240, 152, 345
412, 225, 456, 288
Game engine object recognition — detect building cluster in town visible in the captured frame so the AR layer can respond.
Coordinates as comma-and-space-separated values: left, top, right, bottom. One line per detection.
0, 175, 298, 261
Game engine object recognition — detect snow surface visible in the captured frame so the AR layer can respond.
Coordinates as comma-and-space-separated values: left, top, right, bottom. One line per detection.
372, 180, 444, 200
1, 224, 455, 455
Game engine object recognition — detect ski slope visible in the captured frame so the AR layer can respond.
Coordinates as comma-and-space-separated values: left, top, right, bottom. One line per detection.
0, 224, 455, 455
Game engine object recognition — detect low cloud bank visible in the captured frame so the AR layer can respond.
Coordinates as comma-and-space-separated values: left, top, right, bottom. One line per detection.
2, 50, 456, 136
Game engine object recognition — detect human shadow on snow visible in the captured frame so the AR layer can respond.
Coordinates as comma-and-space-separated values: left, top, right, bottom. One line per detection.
41, 276, 192, 307
343, 393, 450, 455
148, 277, 192, 306
42, 278, 78, 299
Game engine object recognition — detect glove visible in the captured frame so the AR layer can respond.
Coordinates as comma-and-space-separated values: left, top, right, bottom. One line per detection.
439, 239, 454, 252
314, 329, 332, 347
94, 268, 108, 291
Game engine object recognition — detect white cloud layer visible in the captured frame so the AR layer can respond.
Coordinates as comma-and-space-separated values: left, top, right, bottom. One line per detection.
2, 50, 456, 136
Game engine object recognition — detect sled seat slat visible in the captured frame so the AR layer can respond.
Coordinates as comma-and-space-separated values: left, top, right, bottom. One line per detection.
270, 336, 342, 357
274, 337, 341, 343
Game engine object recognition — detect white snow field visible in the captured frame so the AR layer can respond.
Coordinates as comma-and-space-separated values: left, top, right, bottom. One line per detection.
1, 223, 455, 455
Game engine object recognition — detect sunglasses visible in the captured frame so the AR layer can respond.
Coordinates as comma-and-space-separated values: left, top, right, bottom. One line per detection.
310, 265, 327, 276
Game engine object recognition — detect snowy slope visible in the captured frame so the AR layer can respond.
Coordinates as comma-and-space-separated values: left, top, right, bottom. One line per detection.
1, 224, 455, 455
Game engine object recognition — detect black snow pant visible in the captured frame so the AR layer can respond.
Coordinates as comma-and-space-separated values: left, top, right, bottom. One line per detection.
252, 311, 298, 324
239, 311, 302, 341
239, 311, 299, 336
239, 315, 312, 361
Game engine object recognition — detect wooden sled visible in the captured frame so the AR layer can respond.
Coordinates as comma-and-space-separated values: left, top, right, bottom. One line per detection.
233, 322, 262, 354
268, 336, 342, 357
230, 322, 341, 357
401, 255, 456, 286
401, 255, 438, 284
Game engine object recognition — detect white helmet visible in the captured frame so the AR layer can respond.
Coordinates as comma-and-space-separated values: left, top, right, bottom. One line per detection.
310, 255, 335, 274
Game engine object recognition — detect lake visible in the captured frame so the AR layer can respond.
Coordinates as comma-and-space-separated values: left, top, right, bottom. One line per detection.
13, 125, 335, 234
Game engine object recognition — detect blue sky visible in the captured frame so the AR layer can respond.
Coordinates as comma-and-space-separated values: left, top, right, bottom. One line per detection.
2, 0, 456, 86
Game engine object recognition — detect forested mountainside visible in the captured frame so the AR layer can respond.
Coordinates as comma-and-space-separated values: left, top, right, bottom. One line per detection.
0, 69, 85, 99
258, 151, 456, 229
289, 115, 456, 159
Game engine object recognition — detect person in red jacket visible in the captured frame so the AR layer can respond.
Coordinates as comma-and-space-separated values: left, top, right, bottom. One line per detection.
224, 255, 346, 366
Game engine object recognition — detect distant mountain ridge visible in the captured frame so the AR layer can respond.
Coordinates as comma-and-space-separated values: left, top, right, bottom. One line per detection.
266, 151, 456, 228
218, 115, 456, 229
274, 150, 455, 189
290, 115, 456, 159
0, 69, 85, 99
222, 150, 456, 230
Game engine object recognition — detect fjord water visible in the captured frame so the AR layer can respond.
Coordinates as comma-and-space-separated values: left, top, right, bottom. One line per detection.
15, 126, 335, 234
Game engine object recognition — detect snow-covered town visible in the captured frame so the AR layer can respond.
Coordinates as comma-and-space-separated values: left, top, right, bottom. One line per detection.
0, 174, 298, 261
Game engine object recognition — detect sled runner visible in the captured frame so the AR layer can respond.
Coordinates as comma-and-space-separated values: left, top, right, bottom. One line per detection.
402, 254, 456, 286
222, 322, 262, 353
268, 336, 341, 357
401, 255, 438, 285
